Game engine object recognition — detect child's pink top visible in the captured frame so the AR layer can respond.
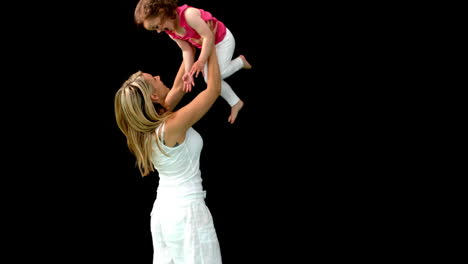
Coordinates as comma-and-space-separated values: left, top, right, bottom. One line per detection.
165, 4, 227, 49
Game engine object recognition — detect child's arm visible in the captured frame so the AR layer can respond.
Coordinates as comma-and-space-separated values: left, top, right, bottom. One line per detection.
170, 36, 196, 92
171, 37, 195, 75
184, 8, 215, 77
164, 60, 188, 111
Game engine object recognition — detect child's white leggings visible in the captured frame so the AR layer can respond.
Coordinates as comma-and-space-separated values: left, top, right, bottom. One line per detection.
204, 28, 244, 107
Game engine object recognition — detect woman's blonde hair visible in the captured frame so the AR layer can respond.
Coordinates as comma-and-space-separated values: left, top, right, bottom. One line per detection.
114, 71, 170, 176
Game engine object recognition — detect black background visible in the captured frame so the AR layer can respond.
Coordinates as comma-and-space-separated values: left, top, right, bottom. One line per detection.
4, 0, 389, 263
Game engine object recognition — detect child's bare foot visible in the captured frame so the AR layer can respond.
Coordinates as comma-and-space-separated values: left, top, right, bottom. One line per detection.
228, 100, 244, 124
239, 55, 252, 69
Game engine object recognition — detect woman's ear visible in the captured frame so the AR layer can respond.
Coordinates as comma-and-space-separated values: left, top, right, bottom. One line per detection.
150, 93, 160, 103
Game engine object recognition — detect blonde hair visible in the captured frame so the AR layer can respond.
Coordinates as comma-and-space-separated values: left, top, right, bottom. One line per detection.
114, 71, 170, 176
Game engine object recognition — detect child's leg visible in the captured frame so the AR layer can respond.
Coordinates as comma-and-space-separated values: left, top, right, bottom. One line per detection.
216, 29, 244, 79
202, 28, 249, 123
202, 76, 243, 125
220, 80, 240, 107
222, 80, 243, 124
203, 68, 243, 124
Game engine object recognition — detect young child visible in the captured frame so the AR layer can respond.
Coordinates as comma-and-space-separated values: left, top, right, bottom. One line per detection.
134, 0, 252, 124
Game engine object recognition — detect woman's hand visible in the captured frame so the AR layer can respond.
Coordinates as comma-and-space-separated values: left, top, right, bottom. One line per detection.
182, 72, 195, 92
190, 61, 205, 78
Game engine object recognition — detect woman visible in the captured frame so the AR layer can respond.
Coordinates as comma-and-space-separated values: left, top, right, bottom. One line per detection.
114, 47, 223, 263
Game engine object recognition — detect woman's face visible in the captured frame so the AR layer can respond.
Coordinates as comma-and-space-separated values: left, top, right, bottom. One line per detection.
142, 73, 169, 104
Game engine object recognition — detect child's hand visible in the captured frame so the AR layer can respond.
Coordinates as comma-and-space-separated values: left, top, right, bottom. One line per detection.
182, 72, 194, 92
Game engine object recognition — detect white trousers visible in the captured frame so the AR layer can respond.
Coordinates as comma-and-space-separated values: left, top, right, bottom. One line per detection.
150, 196, 222, 264
204, 28, 243, 107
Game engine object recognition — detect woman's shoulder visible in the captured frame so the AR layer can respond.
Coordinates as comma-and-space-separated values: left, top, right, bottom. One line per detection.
162, 113, 188, 145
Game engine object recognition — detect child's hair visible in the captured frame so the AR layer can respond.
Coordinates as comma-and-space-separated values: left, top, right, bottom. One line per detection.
134, 0, 179, 25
